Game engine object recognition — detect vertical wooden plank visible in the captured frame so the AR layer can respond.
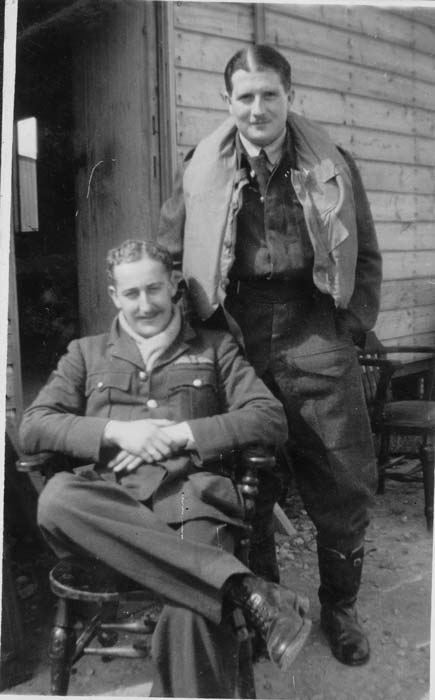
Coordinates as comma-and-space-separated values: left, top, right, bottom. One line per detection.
7, 233, 23, 430
72, 2, 160, 336
254, 3, 266, 44
157, 1, 178, 201
7, 140, 24, 433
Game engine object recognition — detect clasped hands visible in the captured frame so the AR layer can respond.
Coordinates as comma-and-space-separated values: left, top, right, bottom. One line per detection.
102, 418, 193, 474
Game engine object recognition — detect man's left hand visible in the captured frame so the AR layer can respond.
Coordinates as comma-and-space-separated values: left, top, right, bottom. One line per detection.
108, 450, 145, 474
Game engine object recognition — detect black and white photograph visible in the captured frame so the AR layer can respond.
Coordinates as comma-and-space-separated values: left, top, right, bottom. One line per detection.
1, 2, 434, 698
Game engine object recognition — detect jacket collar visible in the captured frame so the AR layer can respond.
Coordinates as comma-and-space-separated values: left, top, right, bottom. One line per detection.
106, 315, 198, 370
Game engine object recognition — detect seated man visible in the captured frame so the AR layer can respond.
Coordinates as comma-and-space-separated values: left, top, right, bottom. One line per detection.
19, 239, 311, 699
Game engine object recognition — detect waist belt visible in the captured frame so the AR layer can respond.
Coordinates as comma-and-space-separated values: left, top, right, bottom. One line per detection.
227, 278, 315, 303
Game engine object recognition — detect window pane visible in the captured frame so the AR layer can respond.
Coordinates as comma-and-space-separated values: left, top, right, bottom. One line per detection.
17, 117, 39, 232
17, 117, 37, 158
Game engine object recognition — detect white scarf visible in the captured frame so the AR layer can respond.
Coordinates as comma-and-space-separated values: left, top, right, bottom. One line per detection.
119, 304, 182, 371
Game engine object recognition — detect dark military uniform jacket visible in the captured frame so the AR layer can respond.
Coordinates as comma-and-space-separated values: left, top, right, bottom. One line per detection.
19, 316, 287, 526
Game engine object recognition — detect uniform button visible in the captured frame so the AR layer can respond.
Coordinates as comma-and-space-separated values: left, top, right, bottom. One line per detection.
138, 370, 148, 381
260, 196, 264, 203
147, 399, 158, 408
97, 381, 104, 389
193, 378, 203, 388
250, 169, 256, 178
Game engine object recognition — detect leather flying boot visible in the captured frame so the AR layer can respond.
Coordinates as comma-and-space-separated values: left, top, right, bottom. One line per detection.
225, 575, 311, 671
318, 543, 370, 666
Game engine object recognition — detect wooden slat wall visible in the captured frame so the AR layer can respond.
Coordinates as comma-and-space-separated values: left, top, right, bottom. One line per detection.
173, 1, 254, 159
170, 2, 435, 348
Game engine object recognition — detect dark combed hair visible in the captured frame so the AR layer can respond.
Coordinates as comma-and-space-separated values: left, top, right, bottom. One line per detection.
224, 44, 291, 95
106, 240, 173, 284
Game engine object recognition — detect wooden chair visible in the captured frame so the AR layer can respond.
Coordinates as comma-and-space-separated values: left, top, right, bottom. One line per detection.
359, 333, 435, 530
17, 446, 276, 697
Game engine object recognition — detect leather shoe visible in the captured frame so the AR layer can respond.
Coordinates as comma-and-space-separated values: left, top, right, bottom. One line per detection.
227, 576, 311, 671
321, 603, 370, 665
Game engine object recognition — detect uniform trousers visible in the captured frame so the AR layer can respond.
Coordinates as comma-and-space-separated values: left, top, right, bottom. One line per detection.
225, 281, 377, 554
38, 470, 248, 698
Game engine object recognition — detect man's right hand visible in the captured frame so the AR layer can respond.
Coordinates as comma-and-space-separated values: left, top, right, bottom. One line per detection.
102, 418, 178, 463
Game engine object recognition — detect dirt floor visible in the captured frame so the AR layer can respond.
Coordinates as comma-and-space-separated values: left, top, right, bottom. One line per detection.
1, 467, 432, 700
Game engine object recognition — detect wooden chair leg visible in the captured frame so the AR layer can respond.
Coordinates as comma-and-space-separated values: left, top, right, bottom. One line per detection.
420, 434, 434, 532
49, 598, 76, 695
232, 607, 256, 699
376, 432, 390, 495
237, 636, 256, 699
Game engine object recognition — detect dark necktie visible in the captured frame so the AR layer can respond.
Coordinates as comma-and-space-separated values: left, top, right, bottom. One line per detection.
250, 149, 270, 197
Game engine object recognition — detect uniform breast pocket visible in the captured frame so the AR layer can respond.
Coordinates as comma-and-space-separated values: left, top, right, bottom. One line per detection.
167, 366, 219, 419
85, 371, 132, 414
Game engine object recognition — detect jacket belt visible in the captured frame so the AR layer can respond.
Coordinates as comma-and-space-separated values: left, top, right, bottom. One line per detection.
227, 278, 315, 303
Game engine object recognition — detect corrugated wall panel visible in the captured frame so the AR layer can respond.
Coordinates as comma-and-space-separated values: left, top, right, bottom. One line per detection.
170, 2, 435, 347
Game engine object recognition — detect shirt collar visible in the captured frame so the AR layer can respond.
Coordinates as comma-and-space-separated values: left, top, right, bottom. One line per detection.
238, 128, 287, 166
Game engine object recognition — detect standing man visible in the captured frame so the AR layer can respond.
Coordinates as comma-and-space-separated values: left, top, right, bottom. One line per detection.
159, 45, 382, 667
20, 240, 311, 698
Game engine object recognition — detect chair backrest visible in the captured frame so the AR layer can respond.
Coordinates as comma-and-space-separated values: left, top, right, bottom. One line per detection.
426, 354, 435, 401
359, 331, 435, 421
360, 360, 380, 412
358, 334, 398, 426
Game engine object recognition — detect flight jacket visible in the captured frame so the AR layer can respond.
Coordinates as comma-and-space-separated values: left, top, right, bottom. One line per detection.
159, 113, 382, 338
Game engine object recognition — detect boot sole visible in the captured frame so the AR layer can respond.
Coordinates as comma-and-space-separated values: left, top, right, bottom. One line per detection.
271, 617, 312, 672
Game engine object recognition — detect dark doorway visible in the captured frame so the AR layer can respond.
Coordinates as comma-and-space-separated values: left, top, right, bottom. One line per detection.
14, 2, 81, 405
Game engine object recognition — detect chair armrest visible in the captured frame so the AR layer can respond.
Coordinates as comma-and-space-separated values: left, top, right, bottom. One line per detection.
373, 347, 435, 400
16, 452, 91, 477
377, 345, 435, 355
237, 445, 276, 519
240, 444, 276, 472
359, 356, 401, 371
361, 333, 435, 405
234, 445, 276, 568
16, 452, 59, 473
